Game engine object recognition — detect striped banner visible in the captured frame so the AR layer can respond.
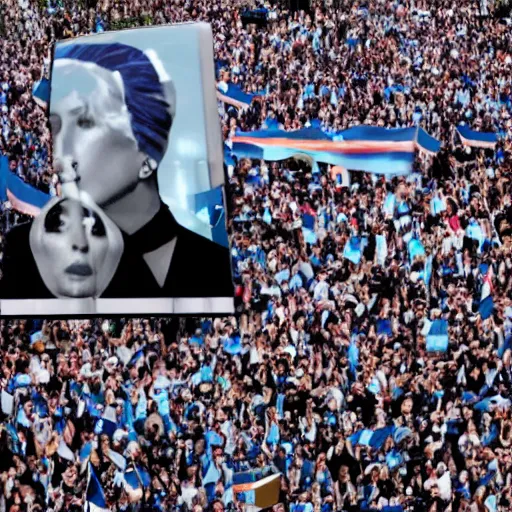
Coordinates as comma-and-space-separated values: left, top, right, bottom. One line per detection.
457, 125, 498, 149
230, 126, 441, 176
233, 473, 281, 511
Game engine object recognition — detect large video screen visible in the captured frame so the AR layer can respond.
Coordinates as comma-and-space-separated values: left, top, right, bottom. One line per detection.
0, 23, 234, 316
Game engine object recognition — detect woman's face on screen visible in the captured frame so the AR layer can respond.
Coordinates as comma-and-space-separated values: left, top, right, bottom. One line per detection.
50, 88, 147, 208
41, 199, 109, 297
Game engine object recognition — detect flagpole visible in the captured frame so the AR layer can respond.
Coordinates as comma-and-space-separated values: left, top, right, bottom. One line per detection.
84, 463, 92, 512
129, 454, 146, 507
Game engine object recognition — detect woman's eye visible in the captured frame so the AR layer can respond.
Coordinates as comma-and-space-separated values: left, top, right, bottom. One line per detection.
87, 215, 106, 237
77, 116, 95, 129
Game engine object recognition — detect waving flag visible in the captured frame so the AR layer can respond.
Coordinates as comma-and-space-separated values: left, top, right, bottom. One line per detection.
408, 237, 426, 263
349, 426, 395, 449
480, 264, 494, 320
0, 156, 51, 216
96, 406, 117, 438
230, 126, 440, 175
485, 495, 497, 512
32, 78, 50, 109
343, 236, 364, 264
426, 319, 449, 352
86, 463, 108, 512
80, 442, 93, 473
194, 185, 229, 248
457, 125, 498, 149
125, 465, 151, 490
217, 82, 260, 109
224, 143, 237, 168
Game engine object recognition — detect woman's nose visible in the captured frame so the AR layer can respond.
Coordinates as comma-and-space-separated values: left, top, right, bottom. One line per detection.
72, 242, 89, 253
70, 226, 89, 254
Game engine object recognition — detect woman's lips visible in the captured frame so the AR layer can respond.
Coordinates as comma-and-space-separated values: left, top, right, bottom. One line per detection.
65, 262, 93, 277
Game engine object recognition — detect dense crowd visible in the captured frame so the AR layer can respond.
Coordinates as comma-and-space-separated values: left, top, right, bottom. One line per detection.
0, 0, 512, 511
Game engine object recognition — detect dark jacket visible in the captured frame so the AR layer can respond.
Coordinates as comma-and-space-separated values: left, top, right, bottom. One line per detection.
1, 205, 234, 302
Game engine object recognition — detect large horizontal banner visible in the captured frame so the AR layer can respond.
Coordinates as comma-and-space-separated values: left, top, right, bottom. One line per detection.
229, 125, 441, 175
457, 125, 498, 149
0, 23, 234, 316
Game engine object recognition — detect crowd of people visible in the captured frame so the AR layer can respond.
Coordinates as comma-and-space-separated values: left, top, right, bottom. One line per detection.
0, 0, 511, 511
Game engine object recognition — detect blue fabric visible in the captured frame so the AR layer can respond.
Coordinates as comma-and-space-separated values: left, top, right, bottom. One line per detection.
368, 377, 381, 395
124, 468, 149, 490
377, 319, 393, 337
0, 156, 51, 214
97, 417, 117, 438
408, 238, 426, 262
275, 269, 290, 284
206, 430, 224, 448
383, 193, 395, 216
201, 365, 214, 383
481, 423, 498, 447
457, 125, 498, 147
466, 220, 484, 249
13, 374, 31, 388
484, 495, 497, 512
223, 336, 242, 355
231, 126, 441, 176
87, 463, 107, 509
32, 78, 50, 106
369, 426, 394, 449
386, 449, 403, 470
267, 422, 280, 445
426, 319, 449, 352
302, 213, 316, 230
480, 295, 494, 320
203, 460, 222, 487
80, 442, 92, 463
393, 427, 412, 444
194, 186, 228, 248
397, 201, 410, 215
276, 393, 285, 418
32, 392, 49, 418
430, 196, 446, 216
289, 273, 303, 291
219, 82, 258, 108
128, 349, 145, 367
303, 227, 317, 245
55, 43, 172, 164
474, 397, 496, 412
347, 341, 359, 373
152, 389, 170, 417
343, 236, 363, 264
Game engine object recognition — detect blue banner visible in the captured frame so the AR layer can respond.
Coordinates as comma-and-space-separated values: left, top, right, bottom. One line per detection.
457, 125, 498, 149
230, 126, 440, 175
0, 156, 51, 216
